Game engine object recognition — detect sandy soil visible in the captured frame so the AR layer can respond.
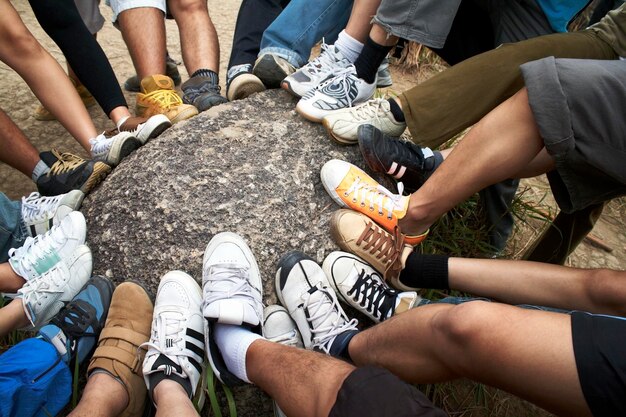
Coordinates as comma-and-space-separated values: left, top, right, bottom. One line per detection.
1, 1, 625, 415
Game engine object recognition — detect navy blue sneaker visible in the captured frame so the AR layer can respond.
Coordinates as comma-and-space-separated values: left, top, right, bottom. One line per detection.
38, 275, 115, 364
358, 124, 444, 193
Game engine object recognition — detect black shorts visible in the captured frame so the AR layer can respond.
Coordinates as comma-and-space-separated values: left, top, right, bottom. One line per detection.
329, 366, 447, 417
572, 312, 626, 417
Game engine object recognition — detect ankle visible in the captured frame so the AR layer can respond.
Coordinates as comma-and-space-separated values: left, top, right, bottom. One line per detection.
153, 379, 191, 406
78, 372, 129, 416
399, 201, 432, 236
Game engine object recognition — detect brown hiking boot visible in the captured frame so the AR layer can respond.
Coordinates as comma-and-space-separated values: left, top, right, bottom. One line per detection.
330, 209, 415, 289
136, 75, 198, 124
88, 282, 154, 417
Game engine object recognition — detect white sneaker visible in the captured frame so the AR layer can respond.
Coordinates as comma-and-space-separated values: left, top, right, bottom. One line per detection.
17, 244, 92, 328
296, 65, 376, 123
322, 252, 419, 322
376, 57, 393, 88
282, 42, 351, 98
21, 190, 84, 237
263, 304, 303, 348
130, 115, 172, 145
9, 211, 87, 281
142, 270, 205, 401
275, 251, 358, 353
90, 131, 140, 167
202, 232, 263, 385
322, 98, 407, 145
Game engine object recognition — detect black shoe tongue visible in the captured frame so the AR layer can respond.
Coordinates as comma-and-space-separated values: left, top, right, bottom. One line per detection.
148, 354, 192, 400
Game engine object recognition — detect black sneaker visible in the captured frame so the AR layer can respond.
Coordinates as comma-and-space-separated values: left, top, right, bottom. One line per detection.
253, 53, 296, 88
38, 275, 115, 365
181, 75, 228, 112
358, 124, 443, 193
36, 150, 111, 196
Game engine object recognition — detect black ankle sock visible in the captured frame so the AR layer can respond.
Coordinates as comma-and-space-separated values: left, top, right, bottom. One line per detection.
329, 329, 359, 362
399, 254, 450, 290
354, 37, 393, 84
387, 98, 405, 122
191, 69, 219, 84
147, 355, 193, 401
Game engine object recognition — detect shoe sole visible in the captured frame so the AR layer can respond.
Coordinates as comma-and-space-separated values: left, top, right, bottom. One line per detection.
170, 106, 199, 124
80, 162, 112, 194
228, 74, 266, 101
137, 115, 172, 145
295, 101, 324, 124
280, 79, 302, 99
321, 117, 356, 146
253, 55, 290, 89
107, 136, 142, 167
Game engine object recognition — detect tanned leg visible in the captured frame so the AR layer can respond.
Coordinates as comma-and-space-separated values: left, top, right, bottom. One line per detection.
117, 7, 166, 79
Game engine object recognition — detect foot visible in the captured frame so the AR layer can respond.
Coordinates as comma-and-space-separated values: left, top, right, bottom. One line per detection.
17, 244, 92, 328
296, 65, 376, 123
358, 125, 443, 193
142, 271, 205, 402
253, 53, 296, 88
182, 74, 228, 112
137, 75, 198, 124
38, 275, 114, 364
281, 42, 351, 98
202, 232, 263, 385
330, 209, 416, 287
36, 150, 111, 196
118, 114, 172, 145
263, 305, 303, 348
320, 159, 428, 245
376, 57, 393, 88
34, 78, 96, 121
125, 56, 182, 92
226, 64, 266, 101
322, 99, 406, 145
275, 251, 358, 354
88, 282, 154, 417
9, 211, 87, 281
90, 131, 141, 168
21, 190, 84, 237
322, 251, 419, 322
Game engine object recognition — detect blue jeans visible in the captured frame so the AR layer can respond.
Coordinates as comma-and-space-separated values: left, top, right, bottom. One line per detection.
0, 338, 71, 417
259, 0, 353, 68
0, 193, 26, 264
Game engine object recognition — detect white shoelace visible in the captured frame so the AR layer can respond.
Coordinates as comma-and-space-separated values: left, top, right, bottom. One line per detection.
316, 66, 360, 107
268, 329, 301, 347
203, 263, 259, 307
141, 311, 193, 379
302, 282, 358, 353
344, 177, 405, 219
21, 192, 61, 224
8, 226, 65, 277
89, 133, 112, 158
303, 42, 344, 77
19, 265, 65, 324
348, 98, 388, 121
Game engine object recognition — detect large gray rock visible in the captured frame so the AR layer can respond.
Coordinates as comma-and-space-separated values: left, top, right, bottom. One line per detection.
83, 89, 365, 416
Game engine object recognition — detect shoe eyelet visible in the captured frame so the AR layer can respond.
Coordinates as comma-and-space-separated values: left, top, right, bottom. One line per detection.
360, 203, 366, 207
343, 192, 349, 197
369, 207, 374, 212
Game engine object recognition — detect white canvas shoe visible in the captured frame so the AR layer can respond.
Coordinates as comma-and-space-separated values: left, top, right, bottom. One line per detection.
90, 131, 141, 167
21, 190, 84, 237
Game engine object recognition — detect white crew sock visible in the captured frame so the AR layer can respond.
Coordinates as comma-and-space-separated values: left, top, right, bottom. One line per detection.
214, 324, 263, 383
31, 160, 50, 182
335, 30, 364, 63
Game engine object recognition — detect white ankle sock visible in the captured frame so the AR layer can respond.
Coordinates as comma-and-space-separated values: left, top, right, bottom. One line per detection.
214, 324, 263, 383
335, 30, 364, 63
31, 160, 50, 182
116, 115, 130, 131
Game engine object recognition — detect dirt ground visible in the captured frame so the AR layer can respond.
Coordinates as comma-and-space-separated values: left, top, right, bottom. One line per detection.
1, 1, 626, 415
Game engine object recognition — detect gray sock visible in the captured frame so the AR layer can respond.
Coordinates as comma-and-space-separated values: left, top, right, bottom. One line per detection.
31, 160, 50, 182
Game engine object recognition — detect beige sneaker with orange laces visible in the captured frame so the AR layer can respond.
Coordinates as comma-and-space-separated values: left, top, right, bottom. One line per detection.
136, 75, 198, 124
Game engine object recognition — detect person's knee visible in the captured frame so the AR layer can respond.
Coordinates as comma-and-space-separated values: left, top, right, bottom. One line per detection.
586, 268, 626, 315
431, 301, 497, 352
0, 25, 43, 60
29, 0, 80, 32
169, 0, 208, 17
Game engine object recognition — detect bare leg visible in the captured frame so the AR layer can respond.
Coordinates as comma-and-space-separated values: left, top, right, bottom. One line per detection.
0, 0, 97, 151
369, 22, 398, 46
447, 258, 626, 316
399, 88, 553, 235
349, 302, 592, 417
153, 379, 198, 417
0, 299, 30, 337
0, 263, 26, 293
168, 0, 219, 74
117, 7, 166, 79
344, 0, 382, 43
0, 108, 40, 178
247, 339, 353, 417
68, 373, 128, 417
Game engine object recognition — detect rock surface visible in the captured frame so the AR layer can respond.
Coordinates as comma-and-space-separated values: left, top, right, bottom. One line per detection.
83, 89, 365, 416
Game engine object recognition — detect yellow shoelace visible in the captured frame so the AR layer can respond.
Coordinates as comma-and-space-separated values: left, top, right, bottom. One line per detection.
48, 150, 85, 175
143, 89, 183, 110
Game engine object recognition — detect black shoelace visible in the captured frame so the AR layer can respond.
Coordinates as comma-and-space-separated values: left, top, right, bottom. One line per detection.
348, 269, 397, 320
